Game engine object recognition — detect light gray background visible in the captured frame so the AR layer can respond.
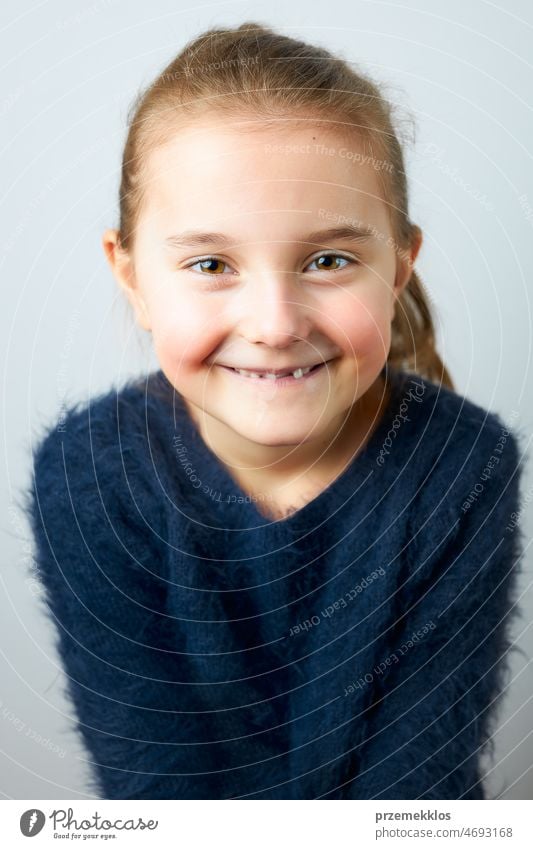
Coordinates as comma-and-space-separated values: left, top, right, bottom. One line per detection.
1, 0, 532, 799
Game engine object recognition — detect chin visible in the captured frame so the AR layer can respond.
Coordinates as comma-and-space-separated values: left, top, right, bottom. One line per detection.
235, 421, 323, 448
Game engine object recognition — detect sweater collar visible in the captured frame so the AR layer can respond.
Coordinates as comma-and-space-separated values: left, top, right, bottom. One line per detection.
148, 365, 416, 533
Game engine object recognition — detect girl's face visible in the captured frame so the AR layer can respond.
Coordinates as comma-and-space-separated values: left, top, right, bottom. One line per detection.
104, 117, 421, 451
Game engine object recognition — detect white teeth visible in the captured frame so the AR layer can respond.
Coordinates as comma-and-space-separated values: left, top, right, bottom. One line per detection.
292, 366, 314, 378
234, 365, 315, 379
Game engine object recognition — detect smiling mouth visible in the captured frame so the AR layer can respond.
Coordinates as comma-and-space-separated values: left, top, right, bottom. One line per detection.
217, 360, 333, 384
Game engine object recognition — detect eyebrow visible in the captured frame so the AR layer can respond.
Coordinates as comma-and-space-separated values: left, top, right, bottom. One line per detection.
163, 225, 378, 250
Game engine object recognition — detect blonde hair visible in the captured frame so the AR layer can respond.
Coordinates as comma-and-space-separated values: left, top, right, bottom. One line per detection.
117, 21, 453, 389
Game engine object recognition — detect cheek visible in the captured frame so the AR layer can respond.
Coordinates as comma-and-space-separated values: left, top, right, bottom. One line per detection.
327, 290, 392, 358
149, 294, 227, 370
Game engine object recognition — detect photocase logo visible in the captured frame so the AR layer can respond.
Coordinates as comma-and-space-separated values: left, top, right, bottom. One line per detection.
20, 809, 45, 836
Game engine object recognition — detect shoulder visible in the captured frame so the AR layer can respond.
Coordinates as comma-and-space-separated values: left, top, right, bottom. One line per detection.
393, 369, 523, 469
386, 374, 529, 610
31, 374, 146, 482
390, 370, 525, 531
26, 372, 171, 531
23, 375, 171, 613
32, 369, 181, 467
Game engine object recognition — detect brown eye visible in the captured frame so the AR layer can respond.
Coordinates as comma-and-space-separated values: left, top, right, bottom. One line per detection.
308, 254, 352, 272
196, 258, 227, 274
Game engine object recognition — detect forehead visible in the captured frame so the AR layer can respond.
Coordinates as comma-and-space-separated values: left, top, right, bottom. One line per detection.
140, 117, 391, 234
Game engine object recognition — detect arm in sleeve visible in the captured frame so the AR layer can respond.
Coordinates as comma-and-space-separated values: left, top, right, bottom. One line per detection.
24, 414, 190, 799
352, 422, 526, 800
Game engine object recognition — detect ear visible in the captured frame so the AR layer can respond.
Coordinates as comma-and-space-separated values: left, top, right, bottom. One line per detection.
102, 228, 152, 332
392, 225, 423, 316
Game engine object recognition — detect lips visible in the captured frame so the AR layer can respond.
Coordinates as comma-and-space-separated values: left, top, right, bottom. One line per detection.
215, 359, 334, 379
226, 363, 322, 380
217, 360, 334, 386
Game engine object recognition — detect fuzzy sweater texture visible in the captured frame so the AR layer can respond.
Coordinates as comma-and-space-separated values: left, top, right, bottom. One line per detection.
23, 366, 526, 800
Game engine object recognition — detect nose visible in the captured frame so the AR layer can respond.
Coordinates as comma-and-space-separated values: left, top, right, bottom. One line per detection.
238, 270, 313, 348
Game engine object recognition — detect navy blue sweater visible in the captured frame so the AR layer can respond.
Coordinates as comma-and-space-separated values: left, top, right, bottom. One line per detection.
23, 367, 526, 799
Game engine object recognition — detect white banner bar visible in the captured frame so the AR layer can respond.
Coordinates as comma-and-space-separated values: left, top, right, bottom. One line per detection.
1, 799, 531, 848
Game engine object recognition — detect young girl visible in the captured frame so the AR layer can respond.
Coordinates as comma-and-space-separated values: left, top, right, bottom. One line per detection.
25, 22, 525, 800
